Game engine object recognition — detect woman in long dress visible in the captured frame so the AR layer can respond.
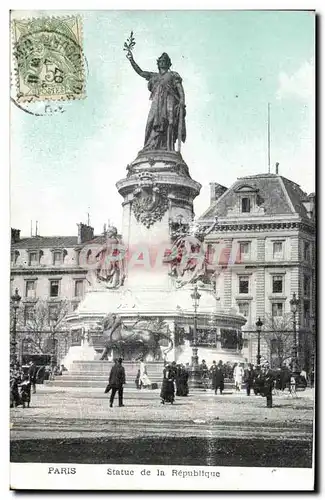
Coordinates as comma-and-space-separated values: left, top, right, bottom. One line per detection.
160, 364, 175, 404
233, 363, 245, 392
139, 359, 151, 389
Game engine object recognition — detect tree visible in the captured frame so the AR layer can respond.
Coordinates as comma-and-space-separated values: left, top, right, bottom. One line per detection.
16, 300, 70, 356
261, 313, 294, 368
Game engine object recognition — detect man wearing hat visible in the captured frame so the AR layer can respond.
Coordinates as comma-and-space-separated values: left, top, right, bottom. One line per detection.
28, 360, 37, 394
108, 358, 126, 408
260, 362, 274, 408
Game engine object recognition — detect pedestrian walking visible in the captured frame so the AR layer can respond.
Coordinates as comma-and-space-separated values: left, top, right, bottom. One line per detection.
175, 364, 189, 396
233, 362, 244, 392
108, 358, 126, 407
211, 360, 224, 395
260, 363, 275, 408
160, 364, 175, 404
244, 363, 254, 396
135, 369, 141, 389
200, 359, 209, 390
175, 364, 182, 396
19, 374, 32, 408
180, 364, 189, 396
139, 358, 151, 389
28, 360, 37, 394
10, 364, 22, 408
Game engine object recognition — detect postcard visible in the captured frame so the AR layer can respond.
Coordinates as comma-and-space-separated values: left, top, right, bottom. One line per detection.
9, 9, 315, 491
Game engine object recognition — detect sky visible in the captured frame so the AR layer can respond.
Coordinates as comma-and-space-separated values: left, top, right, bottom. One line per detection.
10, 10, 315, 237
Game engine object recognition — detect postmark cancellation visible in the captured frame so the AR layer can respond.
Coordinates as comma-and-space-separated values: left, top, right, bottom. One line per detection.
11, 15, 85, 103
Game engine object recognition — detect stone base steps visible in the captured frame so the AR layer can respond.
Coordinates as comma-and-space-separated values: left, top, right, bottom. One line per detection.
45, 360, 237, 390
46, 360, 165, 388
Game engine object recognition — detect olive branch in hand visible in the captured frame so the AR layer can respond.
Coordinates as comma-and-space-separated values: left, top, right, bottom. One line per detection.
123, 31, 136, 54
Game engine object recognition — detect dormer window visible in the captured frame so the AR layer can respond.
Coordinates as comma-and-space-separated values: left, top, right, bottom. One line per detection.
228, 184, 265, 217
54, 251, 62, 265
29, 252, 37, 265
241, 197, 251, 213
51, 249, 67, 265
27, 250, 43, 266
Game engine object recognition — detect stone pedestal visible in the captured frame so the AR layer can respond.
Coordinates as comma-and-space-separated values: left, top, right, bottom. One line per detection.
65, 149, 247, 371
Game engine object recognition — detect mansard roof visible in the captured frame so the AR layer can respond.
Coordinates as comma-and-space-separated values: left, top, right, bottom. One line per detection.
198, 173, 311, 221
11, 236, 79, 249
11, 234, 120, 250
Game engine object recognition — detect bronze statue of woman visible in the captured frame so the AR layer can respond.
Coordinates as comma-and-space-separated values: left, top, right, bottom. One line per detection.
126, 51, 186, 152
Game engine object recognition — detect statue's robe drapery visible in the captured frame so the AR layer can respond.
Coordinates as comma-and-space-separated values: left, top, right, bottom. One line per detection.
143, 70, 186, 151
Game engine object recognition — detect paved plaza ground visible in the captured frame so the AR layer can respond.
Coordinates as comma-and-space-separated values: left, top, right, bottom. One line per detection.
10, 385, 314, 467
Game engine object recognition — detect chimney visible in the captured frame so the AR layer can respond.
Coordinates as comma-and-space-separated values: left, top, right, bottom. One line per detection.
11, 228, 21, 243
209, 182, 227, 204
275, 162, 279, 175
77, 223, 94, 244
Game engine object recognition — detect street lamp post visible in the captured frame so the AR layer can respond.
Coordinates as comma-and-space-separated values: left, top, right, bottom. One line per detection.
290, 292, 300, 374
10, 288, 21, 365
255, 317, 263, 366
189, 285, 201, 388
50, 311, 59, 378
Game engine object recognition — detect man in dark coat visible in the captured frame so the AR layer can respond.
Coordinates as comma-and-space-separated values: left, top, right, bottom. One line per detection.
28, 361, 37, 394
108, 358, 126, 407
211, 361, 224, 395
244, 363, 254, 396
260, 363, 275, 408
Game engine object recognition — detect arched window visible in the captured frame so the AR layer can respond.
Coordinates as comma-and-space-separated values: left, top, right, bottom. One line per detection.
86, 249, 92, 264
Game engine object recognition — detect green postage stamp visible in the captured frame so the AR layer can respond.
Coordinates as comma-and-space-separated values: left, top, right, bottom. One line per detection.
11, 16, 85, 102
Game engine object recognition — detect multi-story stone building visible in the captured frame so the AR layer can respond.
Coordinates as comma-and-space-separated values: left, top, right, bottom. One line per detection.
10, 223, 101, 359
198, 172, 315, 370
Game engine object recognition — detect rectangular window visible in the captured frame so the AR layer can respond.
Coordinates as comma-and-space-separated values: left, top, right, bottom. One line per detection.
273, 241, 283, 259
29, 252, 38, 265
239, 276, 249, 294
272, 302, 283, 317
25, 280, 36, 298
304, 242, 310, 261
303, 275, 311, 297
50, 280, 59, 297
238, 301, 249, 318
74, 280, 84, 297
272, 275, 283, 294
24, 305, 35, 325
53, 251, 62, 265
241, 197, 251, 213
239, 242, 250, 261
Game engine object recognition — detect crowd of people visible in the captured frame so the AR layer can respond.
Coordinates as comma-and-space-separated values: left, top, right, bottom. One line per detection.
10, 361, 68, 408
11, 356, 309, 411
103, 356, 309, 408
158, 359, 309, 408
160, 362, 190, 403
10, 361, 37, 408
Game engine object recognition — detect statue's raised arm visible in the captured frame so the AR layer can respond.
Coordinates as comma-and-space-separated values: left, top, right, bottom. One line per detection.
126, 51, 153, 81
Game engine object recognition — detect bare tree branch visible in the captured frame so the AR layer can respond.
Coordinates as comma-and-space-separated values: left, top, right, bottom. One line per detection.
261, 313, 294, 367
15, 299, 70, 354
